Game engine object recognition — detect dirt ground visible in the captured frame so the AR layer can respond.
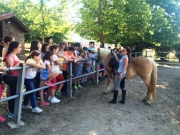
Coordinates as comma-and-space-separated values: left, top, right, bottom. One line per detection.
0, 64, 180, 135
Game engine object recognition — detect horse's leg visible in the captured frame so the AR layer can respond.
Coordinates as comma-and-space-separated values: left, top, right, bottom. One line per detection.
104, 72, 111, 93
142, 78, 153, 105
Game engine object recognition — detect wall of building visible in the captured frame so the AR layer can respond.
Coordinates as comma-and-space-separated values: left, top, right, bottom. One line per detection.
2, 20, 25, 57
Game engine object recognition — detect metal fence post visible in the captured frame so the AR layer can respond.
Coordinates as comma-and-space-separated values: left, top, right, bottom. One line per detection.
135, 52, 137, 57
67, 62, 73, 98
94, 60, 98, 84
13, 64, 26, 124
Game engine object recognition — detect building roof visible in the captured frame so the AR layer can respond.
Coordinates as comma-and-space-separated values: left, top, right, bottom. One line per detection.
0, 12, 30, 33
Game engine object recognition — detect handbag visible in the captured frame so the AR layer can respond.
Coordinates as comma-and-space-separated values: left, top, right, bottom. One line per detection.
3, 68, 17, 85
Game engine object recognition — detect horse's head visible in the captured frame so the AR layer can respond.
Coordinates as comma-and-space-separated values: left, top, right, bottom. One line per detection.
97, 48, 111, 63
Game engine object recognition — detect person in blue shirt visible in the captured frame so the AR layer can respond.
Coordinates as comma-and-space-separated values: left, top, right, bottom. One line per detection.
87, 41, 95, 51
108, 46, 131, 104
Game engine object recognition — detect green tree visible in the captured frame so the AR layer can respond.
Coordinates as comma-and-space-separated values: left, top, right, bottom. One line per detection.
0, 0, 71, 43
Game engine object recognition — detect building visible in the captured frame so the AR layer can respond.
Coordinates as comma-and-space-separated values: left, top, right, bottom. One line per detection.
0, 12, 30, 57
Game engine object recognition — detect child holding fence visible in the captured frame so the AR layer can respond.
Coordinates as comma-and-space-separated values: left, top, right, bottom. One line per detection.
48, 45, 64, 102
0, 66, 7, 122
74, 49, 85, 90
39, 51, 58, 106
22, 50, 45, 113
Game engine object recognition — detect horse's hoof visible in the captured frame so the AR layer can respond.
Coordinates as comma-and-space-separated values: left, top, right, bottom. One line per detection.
142, 99, 146, 103
142, 99, 151, 105
104, 91, 110, 94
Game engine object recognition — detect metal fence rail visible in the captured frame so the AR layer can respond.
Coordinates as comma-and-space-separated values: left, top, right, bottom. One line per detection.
1, 50, 178, 127
0, 58, 101, 127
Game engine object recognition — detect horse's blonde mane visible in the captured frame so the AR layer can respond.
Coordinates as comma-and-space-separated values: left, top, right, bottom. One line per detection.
99, 48, 111, 60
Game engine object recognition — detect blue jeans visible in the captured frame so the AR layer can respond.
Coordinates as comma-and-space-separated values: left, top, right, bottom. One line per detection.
23, 78, 37, 108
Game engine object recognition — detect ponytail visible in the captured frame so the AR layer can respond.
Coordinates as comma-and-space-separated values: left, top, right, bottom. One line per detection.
124, 46, 131, 62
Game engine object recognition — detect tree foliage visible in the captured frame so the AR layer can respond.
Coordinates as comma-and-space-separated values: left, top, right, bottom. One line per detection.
0, 0, 71, 43
75, 0, 180, 51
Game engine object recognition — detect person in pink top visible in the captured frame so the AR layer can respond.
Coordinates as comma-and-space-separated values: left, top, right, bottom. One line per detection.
5, 41, 24, 118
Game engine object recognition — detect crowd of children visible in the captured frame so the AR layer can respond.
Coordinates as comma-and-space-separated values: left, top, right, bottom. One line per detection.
0, 36, 104, 122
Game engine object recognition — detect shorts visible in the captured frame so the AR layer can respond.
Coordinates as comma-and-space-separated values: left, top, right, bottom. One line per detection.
50, 77, 56, 90
40, 70, 49, 81
100, 64, 105, 73
56, 74, 64, 82
75, 69, 82, 77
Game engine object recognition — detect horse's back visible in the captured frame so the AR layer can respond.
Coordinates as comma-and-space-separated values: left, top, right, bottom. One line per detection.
127, 56, 155, 79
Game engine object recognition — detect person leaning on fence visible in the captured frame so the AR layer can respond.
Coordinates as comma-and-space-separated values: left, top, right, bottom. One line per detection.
108, 46, 131, 104
5, 41, 25, 118
0, 66, 7, 122
90, 49, 98, 82
83, 47, 92, 84
74, 49, 85, 90
61, 47, 77, 95
1, 36, 15, 105
39, 51, 59, 106
29, 40, 42, 101
49, 45, 64, 102
41, 43, 49, 58
22, 50, 45, 113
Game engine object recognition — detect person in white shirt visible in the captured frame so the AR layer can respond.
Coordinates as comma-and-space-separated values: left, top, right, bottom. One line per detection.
22, 50, 45, 113
49, 45, 64, 102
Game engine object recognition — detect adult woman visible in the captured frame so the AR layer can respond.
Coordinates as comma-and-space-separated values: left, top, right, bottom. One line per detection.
108, 46, 131, 104
2, 36, 14, 60
30, 40, 41, 52
5, 41, 24, 117
41, 43, 49, 58
29, 40, 41, 99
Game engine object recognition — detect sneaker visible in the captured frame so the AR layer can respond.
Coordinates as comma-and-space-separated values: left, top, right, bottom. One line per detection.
48, 96, 51, 101
22, 105, 32, 110
45, 81, 54, 87
81, 82, 85, 86
43, 92, 49, 97
74, 86, 78, 90
32, 107, 43, 113
40, 101, 49, 106
61, 90, 67, 95
78, 84, 83, 89
0, 115, 5, 122
36, 97, 41, 101
51, 97, 60, 103
7, 112, 14, 118
55, 92, 61, 98
7, 112, 22, 119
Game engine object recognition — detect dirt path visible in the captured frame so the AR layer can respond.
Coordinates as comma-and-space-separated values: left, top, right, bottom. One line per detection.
0, 64, 180, 135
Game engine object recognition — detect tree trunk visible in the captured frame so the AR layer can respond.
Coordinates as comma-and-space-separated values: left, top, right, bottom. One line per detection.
97, 0, 104, 42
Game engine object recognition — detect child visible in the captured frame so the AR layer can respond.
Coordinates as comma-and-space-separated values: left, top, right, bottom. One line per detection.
22, 50, 45, 113
74, 49, 85, 90
48, 45, 64, 103
0, 66, 7, 122
39, 51, 58, 106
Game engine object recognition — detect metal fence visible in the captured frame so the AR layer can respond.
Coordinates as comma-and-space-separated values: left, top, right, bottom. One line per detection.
1, 51, 179, 127
0, 58, 102, 127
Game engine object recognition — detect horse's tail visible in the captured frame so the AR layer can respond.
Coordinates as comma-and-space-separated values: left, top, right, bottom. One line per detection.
150, 59, 157, 102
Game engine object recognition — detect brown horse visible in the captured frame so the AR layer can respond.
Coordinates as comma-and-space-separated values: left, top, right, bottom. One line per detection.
98, 48, 157, 104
